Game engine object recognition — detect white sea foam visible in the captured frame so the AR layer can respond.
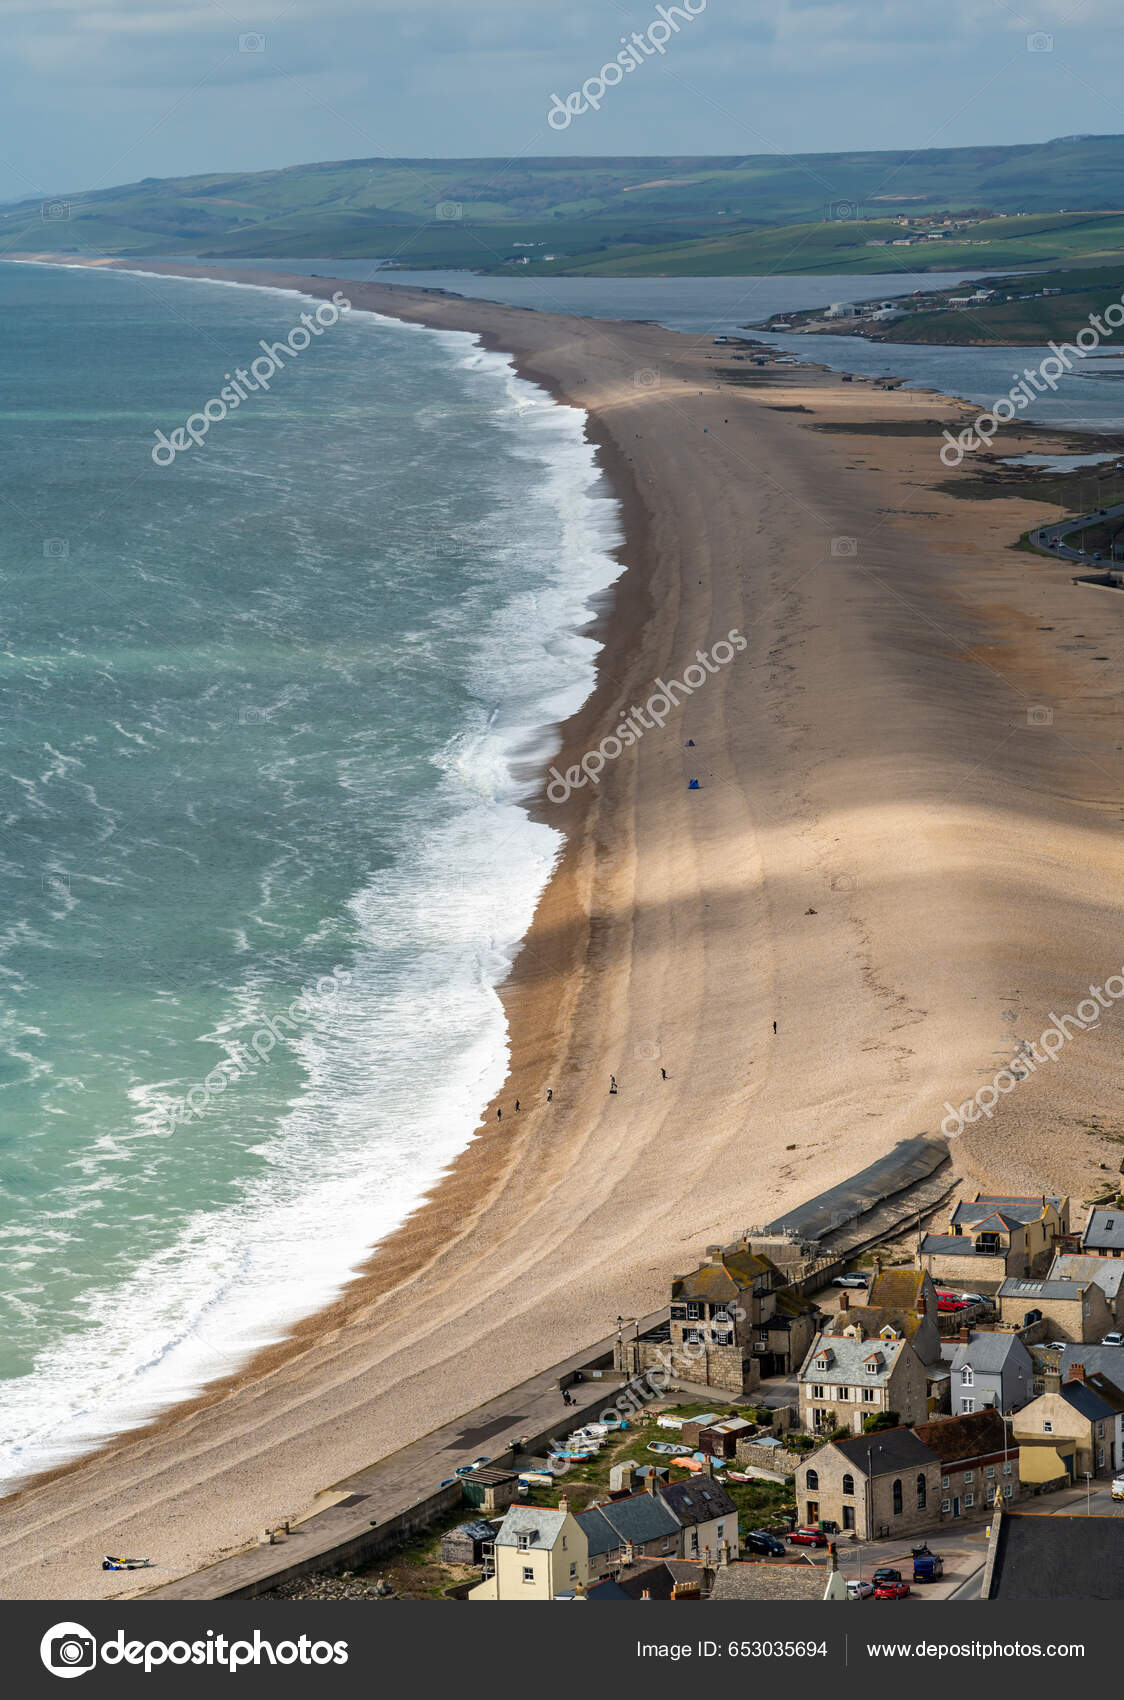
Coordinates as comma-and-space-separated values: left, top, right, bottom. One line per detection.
0, 269, 624, 1490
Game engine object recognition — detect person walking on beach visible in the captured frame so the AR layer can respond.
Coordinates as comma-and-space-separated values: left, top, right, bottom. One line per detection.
660, 1067, 667, 1080
772, 1021, 777, 1035
546, 1088, 552, 1103
515, 1100, 520, 1112
609, 1075, 617, 1095
497, 1107, 502, 1120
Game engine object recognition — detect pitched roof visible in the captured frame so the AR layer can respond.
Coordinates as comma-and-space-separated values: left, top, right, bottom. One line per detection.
672, 1246, 778, 1303
1060, 1380, 1115, 1423
1082, 1208, 1124, 1252
660, 1476, 737, 1529
801, 1330, 909, 1386
709, 1562, 827, 1602
494, 1507, 569, 1550
1059, 1345, 1124, 1396
821, 1427, 937, 1476
988, 1513, 1124, 1600
914, 1409, 1008, 1464
868, 1268, 927, 1311
1048, 1253, 1124, 1302
827, 1305, 922, 1343
974, 1194, 1064, 1220
576, 1491, 679, 1555
949, 1332, 1029, 1375
613, 1560, 707, 1601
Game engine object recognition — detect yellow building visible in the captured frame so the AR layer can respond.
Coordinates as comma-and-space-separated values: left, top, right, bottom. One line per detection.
469, 1500, 588, 1600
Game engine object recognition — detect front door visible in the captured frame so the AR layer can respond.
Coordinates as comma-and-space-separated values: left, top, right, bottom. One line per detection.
952, 1496, 961, 1518
806, 1501, 819, 1524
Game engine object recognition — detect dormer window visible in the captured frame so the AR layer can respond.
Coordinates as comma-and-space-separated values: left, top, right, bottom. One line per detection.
962, 1367, 974, 1387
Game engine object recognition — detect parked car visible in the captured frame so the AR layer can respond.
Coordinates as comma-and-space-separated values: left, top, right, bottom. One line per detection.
937, 1294, 970, 1312
957, 1292, 987, 1305
788, 1527, 828, 1547
1101, 1332, 1124, 1347
871, 1566, 902, 1585
873, 1580, 911, 1600
846, 1578, 874, 1599
913, 1551, 944, 1583
832, 1274, 868, 1289
1112, 1476, 1124, 1501
744, 1530, 786, 1557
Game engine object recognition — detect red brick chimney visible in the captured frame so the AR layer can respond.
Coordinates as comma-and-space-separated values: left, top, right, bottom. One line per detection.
959, 1324, 970, 1344
839, 1291, 850, 1311
917, 1289, 927, 1317
1066, 1362, 1087, 1385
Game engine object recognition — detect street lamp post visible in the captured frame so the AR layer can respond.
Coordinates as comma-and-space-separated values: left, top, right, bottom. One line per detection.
1084, 1471, 1093, 1517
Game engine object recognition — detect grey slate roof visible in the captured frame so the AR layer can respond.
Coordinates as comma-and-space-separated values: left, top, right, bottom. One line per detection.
988, 1513, 1124, 1600
972, 1195, 1063, 1222
660, 1476, 737, 1529
920, 1234, 989, 1257
576, 1492, 679, 1555
494, 1507, 569, 1549
802, 1331, 908, 1386
1060, 1380, 1115, 1423
1083, 1208, 1124, 1253
1059, 1345, 1124, 1394
949, 1332, 1029, 1375
1049, 1253, 1124, 1302
816, 1427, 937, 1476
998, 1278, 1085, 1302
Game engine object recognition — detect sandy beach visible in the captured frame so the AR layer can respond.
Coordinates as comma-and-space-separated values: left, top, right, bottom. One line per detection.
2, 260, 1124, 1599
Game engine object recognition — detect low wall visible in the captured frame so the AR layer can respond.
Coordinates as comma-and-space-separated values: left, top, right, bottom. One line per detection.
734, 1440, 802, 1476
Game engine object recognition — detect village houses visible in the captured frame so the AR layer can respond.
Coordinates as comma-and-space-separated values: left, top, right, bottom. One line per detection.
798, 1322, 929, 1434
1011, 1363, 1124, 1487
919, 1194, 1069, 1287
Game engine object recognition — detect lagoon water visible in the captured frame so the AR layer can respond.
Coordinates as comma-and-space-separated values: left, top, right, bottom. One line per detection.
0, 260, 622, 1486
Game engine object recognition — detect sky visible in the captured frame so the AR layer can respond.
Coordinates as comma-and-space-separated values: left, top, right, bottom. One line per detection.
1, 0, 1122, 203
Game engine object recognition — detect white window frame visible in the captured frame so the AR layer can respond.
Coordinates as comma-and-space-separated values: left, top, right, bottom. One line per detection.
522, 1565, 535, 1584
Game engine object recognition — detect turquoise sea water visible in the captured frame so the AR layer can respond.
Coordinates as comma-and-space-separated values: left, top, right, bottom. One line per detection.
0, 261, 622, 1486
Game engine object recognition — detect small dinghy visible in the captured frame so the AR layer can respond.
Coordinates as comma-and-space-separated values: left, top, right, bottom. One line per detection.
102, 1555, 153, 1571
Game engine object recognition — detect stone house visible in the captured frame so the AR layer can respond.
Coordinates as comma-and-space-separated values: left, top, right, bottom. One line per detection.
661, 1474, 739, 1564
1048, 1253, 1124, 1325
920, 1194, 1068, 1288
795, 1427, 941, 1539
1082, 1207, 1124, 1259
1011, 1364, 1124, 1485
798, 1322, 929, 1435
618, 1241, 818, 1395
827, 1282, 941, 1368
914, 1409, 1020, 1523
997, 1276, 1114, 1343
577, 1488, 682, 1581
470, 1502, 588, 1600
945, 1327, 1034, 1416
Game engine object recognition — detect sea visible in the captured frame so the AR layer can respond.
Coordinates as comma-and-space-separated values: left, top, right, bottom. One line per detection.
0, 259, 622, 1488
5, 251, 1124, 1494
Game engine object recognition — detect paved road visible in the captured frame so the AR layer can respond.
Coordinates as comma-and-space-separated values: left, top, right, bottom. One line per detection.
1030, 500, 1124, 563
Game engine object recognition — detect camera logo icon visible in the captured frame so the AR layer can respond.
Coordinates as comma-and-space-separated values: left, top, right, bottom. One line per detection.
41, 1623, 96, 1678
1026, 31, 1053, 52
632, 367, 661, 390
1027, 704, 1053, 726
826, 199, 858, 221
830, 536, 858, 558
238, 31, 266, 52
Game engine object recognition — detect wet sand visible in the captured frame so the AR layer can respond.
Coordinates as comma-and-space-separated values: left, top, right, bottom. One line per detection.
2, 260, 1124, 1598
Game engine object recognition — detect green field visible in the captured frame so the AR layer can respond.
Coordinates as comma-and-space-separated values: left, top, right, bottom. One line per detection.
7, 134, 1124, 273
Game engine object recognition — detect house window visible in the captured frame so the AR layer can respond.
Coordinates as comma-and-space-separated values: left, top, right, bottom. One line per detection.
1098, 1448, 1105, 1468
811, 1384, 825, 1401
965, 1493, 974, 1508
941, 1499, 950, 1513
687, 1303, 700, 1320
866, 1362, 878, 1374
713, 1330, 732, 1346
986, 1466, 995, 1479
806, 1469, 819, 1491
862, 1387, 878, 1404
842, 1474, 855, 1496
685, 1330, 702, 1344
892, 1479, 903, 1516
517, 1533, 531, 1550
1043, 1421, 1053, 1434
917, 1473, 927, 1510
962, 1367, 974, 1386
942, 1476, 950, 1490
964, 1471, 974, 1485
522, 1566, 534, 1584
1003, 1484, 1013, 1498
962, 1399, 975, 1414
1003, 1462, 1012, 1476
670, 1305, 687, 1320
569, 1562, 577, 1579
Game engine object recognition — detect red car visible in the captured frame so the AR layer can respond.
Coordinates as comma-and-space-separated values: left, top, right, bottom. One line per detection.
873, 1580, 911, 1599
788, 1527, 828, 1547
937, 1294, 970, 1312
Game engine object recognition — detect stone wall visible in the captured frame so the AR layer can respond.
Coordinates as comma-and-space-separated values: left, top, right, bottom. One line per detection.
734, 1439, 803, 1476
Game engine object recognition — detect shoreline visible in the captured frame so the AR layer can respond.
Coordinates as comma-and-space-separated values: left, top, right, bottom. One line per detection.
4, 257, 1124, 1598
